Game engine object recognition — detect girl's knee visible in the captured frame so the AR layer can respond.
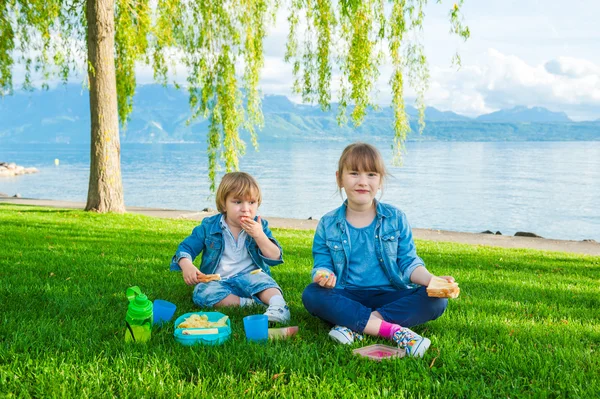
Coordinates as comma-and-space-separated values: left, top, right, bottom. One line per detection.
301, 283, 322, 313
429, 297, 448, 320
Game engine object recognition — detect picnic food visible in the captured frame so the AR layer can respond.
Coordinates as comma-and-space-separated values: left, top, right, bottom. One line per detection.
426, 276, 460, 298
182, 328, 219, 335
317, 270, 330, 278
177, 314, 229, 329
197, 273, 221, 283
268, 326, 299, 340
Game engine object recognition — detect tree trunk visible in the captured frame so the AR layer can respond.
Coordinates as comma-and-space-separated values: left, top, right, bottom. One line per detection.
84, 0, 125, 213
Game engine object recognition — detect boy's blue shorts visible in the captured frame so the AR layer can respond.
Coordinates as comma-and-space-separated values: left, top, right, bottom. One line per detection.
192, 270, 282, 308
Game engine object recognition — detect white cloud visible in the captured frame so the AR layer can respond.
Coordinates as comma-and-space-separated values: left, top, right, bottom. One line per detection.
423, 49, 600, 121
545, 57, 600, 79
259, 56, 294, 96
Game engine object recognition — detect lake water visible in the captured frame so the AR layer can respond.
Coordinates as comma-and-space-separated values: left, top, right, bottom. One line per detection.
1, 140, 599, 241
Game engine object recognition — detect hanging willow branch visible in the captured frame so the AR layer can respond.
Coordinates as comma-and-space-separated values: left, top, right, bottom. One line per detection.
0, 1, 87, 94
286, 0, 469, 164
152, 0, 275, 191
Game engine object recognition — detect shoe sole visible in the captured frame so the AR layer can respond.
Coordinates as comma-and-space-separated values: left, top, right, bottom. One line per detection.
265, 312, 290, 325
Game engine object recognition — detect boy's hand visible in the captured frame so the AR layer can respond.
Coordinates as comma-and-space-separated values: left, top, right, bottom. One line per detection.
180, 262, 200, 286
314, 271, 336, 289
240, 215, 264, 239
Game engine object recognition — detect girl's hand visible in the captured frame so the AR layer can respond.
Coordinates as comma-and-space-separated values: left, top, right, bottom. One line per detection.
240, 216, 263, 239
314, 271, 336, 289
435, 275, 456, 284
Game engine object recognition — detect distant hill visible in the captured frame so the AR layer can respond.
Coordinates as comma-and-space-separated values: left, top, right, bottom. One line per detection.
0, 84, 598, 143
476, 106, 571, 123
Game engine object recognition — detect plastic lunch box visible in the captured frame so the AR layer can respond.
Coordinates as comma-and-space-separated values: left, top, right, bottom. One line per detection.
173, 311, 232, 346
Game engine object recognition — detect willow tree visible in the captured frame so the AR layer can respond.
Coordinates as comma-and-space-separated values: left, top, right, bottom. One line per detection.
0, 0, 468, 213
1, 0, 142, 212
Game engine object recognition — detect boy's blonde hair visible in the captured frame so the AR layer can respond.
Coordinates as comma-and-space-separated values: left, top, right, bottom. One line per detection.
336, 142, 388, 189
215, 172, 262, 213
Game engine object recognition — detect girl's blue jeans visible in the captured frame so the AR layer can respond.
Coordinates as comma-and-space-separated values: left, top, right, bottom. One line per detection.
302, 283, 448, 332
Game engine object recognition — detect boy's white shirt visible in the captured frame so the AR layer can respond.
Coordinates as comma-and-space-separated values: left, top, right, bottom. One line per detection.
214, 215, 257, 279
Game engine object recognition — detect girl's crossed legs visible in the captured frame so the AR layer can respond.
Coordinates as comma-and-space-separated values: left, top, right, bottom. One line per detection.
302, 283, 448, 334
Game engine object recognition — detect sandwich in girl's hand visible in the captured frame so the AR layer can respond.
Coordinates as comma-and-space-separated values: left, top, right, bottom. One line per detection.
426, 276, 460, 298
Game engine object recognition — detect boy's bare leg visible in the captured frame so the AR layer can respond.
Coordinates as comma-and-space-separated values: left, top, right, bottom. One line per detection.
256, 287, 281, 305
214, 294, 243, 307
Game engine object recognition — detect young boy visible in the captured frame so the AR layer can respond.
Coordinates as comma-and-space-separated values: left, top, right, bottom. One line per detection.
170, 172, 290, 324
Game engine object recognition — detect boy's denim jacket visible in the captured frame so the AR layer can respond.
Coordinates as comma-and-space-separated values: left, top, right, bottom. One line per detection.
170, 213, 284, 276
312, 200, 425, 289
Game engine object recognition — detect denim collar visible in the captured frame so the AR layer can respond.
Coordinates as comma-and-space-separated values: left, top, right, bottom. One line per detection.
334, 199, 392, 231
208, 214, 226, 235
219, 214, 229, 231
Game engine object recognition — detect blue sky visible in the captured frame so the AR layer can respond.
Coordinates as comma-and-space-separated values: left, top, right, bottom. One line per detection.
258, 0, 600, 121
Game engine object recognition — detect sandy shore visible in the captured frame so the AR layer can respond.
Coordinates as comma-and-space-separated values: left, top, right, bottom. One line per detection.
1, 197, 599, 256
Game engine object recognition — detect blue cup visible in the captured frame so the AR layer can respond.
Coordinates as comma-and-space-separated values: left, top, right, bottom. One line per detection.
243, 314, 268, 342
153, 299, 177, 325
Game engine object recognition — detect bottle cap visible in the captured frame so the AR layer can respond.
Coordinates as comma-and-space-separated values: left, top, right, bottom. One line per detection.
126, 286, 142, 302
127, 293, 153, 319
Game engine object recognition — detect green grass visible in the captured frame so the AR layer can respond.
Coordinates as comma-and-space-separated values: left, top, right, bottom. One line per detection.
0, 204, 598, 398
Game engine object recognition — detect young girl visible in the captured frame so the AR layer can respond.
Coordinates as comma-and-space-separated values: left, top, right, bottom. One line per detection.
170, 172, 290, 324
302, 142, 454, 357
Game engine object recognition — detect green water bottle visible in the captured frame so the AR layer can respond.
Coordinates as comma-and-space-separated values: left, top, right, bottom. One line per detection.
125, 286, 153, 343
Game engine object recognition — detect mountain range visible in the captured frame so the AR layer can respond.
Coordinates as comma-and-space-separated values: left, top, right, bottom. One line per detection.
0, 84, 598, 143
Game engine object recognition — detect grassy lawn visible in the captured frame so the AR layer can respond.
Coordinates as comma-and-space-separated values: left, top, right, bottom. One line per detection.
1, 204, 598, 398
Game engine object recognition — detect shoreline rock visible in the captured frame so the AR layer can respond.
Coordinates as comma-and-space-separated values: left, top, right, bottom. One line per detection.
515, 231, 544, 238
0, 162, 39, 177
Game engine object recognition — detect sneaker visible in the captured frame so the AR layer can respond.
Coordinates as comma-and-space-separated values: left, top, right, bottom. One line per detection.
392, 327, 431, 357
264, 304, 290, 324
328, 325, 364, 345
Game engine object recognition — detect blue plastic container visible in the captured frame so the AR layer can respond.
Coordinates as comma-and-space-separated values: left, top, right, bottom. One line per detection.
173, 312, 231, 346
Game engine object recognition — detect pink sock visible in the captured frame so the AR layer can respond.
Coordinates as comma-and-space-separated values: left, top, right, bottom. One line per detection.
378, 321, 402, 340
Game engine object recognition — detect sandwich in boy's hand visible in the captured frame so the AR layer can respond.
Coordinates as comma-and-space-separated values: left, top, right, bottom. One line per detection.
427, 276, 460, 298
197, 273, 221, 283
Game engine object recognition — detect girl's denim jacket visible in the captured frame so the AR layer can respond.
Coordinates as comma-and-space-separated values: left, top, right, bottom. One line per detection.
312, 200, 425, 289
170, 213, 283, 276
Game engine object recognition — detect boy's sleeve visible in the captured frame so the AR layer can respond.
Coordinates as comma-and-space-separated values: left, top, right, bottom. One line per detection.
170, 223, 207, 271
311, 219, 335, 280
396, 211, 426, 285
258, 218, 284, 266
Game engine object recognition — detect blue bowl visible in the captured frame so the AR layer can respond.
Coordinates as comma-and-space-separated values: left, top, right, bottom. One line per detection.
173, 312, 231, 346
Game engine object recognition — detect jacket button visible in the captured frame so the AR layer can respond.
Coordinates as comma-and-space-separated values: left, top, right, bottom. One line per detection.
343, 240, 347, 243
391, 236, 395, 239
334, 245, 338, 249
379, 259, 383, 262
375, 235, 378, 238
